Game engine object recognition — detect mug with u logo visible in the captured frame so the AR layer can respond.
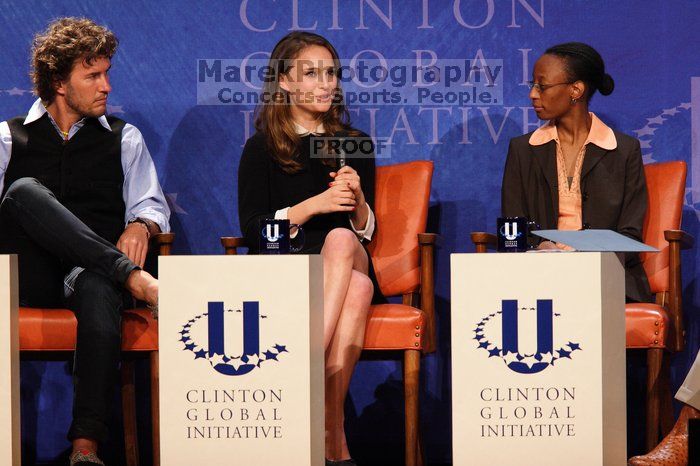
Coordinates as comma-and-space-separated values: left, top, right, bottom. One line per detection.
259, 219, 305, 254
497, 217, 530, 252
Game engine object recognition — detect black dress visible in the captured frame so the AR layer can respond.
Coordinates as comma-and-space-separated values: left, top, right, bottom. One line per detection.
238, 130, 385, 303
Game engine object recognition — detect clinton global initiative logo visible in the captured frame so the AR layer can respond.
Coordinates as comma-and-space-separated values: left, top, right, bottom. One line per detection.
500, 221, 522, 241
179, 301, 288, 376
262, 223, 284, 243
474, 300, 581, 374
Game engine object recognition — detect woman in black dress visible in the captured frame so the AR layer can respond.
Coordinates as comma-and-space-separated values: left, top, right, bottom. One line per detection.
238, 32, 377, 466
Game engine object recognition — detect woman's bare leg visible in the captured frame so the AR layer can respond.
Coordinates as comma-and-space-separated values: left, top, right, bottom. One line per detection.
320, 228, 373, 460
321, 228, 369, 350
325, 270, 373, 460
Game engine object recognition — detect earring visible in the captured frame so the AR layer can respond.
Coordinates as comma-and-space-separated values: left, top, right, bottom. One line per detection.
570, 97, 578, 105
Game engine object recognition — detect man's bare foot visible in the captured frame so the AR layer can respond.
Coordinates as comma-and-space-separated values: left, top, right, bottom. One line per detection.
69, 440, 104, 466
70, 438, 104, 465
72, 437, 97, 454
125, 269, 158, 307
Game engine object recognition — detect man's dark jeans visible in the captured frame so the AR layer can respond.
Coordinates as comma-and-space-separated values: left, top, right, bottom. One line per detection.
0, 177, 139, 443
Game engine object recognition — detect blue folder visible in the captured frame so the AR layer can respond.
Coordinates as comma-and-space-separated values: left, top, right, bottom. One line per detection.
531, 229, 659, 252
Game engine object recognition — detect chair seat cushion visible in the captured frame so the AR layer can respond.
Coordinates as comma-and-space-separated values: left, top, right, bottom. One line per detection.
19, 307, 158, 352
625, 303, 669, 349
363, 303, 425, 350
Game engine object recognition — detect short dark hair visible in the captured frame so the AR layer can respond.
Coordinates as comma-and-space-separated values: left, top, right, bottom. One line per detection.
31, 17, 118, 103
545, 42, 614, 101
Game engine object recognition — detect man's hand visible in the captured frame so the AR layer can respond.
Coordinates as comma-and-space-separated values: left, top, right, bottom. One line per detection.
117, 222, 149, 267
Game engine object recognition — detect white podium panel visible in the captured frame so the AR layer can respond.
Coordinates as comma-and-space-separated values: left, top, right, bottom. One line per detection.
0, 255, 19, 466
451, 252, 626, 466
159, 255, 324, 466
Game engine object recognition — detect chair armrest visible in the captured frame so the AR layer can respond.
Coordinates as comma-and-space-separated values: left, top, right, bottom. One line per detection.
221, 236, 246, 255
418, 233, 438, 353
664, 229, 693, 351
664, 230, 694, 250
471, 232, 497, 253
150, 233, 175, 256
418, 232, 438, 245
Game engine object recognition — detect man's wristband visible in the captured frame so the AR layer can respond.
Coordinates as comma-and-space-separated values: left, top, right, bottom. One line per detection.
128, 218, 151, 239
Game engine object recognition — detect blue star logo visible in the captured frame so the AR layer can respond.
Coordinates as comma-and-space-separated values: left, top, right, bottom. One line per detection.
178, 306, 289, 376
472, 301, 581, 374
274, 344, 288, 353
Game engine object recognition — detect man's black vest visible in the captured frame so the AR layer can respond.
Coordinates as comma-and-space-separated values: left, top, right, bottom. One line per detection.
4, 113, 127, 245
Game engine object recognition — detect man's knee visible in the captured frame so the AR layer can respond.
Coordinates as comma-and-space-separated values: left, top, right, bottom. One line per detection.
5, 177, 41, 197
3, 177, 48, 205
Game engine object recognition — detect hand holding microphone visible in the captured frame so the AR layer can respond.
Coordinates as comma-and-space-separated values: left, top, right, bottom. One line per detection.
330, 166, 364, 207
313, 181, 356, 214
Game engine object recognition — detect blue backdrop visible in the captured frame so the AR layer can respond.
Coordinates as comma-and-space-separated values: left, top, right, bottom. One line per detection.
2, 1, 699, 464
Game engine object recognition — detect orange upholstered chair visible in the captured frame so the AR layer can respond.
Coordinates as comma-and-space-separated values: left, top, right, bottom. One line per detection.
626, 161, 692, 451
361, 161, 436, 466
222, 161, 436, 466
471, 161, 693, 453
19, 233, 173, 466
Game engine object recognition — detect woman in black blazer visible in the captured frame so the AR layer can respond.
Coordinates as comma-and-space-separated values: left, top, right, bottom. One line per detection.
502, 42, 651, 302
238, 32, 378, 466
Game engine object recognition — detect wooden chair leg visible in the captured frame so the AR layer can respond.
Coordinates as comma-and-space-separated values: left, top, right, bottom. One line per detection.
659, 352, 674, 436
646, 348, 663, 452
121, 359, 139, 466
417, 427, 425, 466
150, 351, 160, 466
404, 350, 420, 466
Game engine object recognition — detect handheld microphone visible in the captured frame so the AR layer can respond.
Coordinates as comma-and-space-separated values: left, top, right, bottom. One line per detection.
333, 130, 351, 214
335, 130, 348, 169
338, 150, 346, 168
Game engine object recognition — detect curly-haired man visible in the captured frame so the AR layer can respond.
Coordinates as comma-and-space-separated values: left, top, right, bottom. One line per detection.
0, 17, 170, 466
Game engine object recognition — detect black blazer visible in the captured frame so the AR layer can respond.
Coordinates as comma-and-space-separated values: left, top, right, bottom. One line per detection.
501, 129, 652, 303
